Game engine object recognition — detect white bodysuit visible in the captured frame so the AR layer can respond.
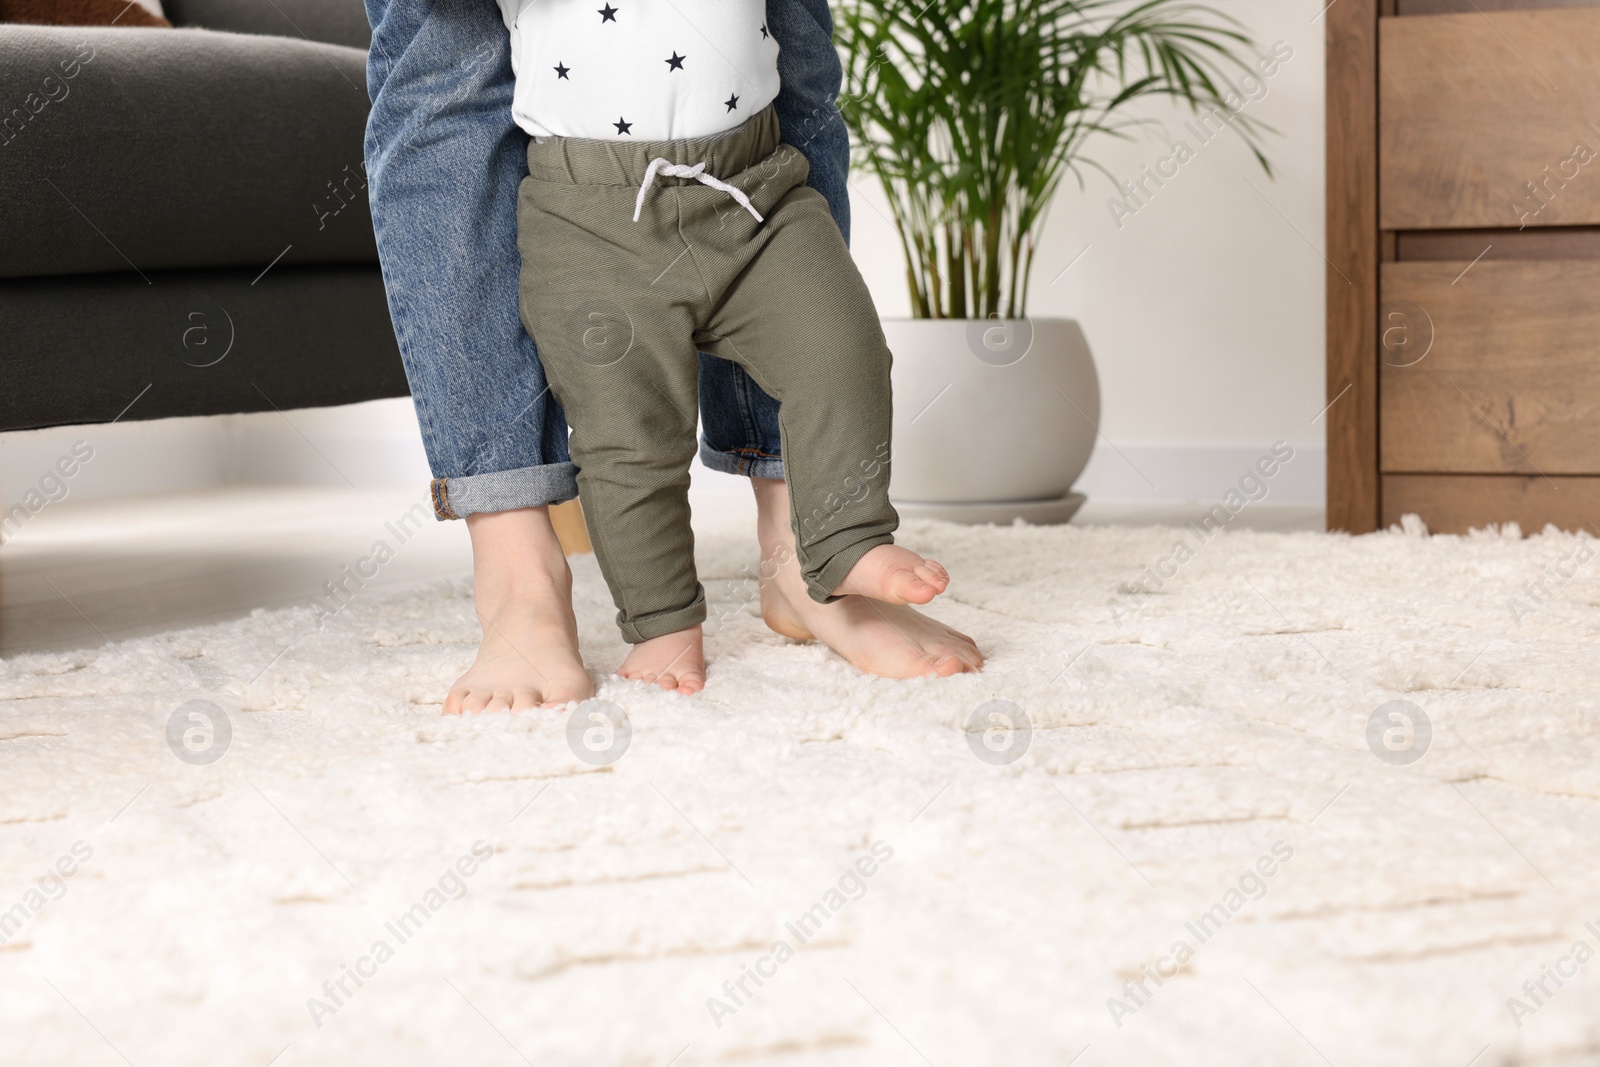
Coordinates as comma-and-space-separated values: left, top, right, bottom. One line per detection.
497, 0, 782, 141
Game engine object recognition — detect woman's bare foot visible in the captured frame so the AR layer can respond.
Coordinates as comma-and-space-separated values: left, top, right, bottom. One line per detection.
446, 507, 595, 715
833, 543, 949, 605
618, 624, 706, 695
752, 479, 982, 678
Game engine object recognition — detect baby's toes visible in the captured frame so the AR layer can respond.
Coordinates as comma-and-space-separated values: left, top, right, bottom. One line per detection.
897, 569, 939, 604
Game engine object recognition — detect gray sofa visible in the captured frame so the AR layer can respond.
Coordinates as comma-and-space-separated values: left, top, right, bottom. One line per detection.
0, 0, 407, 433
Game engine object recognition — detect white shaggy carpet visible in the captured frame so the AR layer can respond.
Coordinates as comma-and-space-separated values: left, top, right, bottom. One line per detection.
3, 513, 1600, 1067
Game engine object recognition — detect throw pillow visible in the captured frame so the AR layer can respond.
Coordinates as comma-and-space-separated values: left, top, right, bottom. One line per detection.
0, 0, 173, 27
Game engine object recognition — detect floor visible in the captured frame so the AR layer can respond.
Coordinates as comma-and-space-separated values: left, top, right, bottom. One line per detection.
0, 477, 1324, 655
3, 491, 1596, 1066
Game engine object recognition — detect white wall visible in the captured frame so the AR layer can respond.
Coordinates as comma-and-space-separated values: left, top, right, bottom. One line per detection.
848, 0, 1328, 503
0, 403, 431, 514
1, 0, 1327, 510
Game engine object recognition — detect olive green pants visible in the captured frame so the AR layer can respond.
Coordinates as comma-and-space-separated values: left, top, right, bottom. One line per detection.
516, 106, 898, 643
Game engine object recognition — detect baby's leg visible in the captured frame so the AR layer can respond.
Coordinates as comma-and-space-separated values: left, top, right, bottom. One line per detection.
550, 332, 709, 690
544, 331, 709, 693
700, 183, 949, 608
518, 288, 709, 693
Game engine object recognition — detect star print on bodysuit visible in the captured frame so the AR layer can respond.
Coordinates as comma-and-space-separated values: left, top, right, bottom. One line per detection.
498, 0, 781, 140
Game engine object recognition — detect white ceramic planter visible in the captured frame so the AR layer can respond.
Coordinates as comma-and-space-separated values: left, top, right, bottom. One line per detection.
883, 317, 1099, 524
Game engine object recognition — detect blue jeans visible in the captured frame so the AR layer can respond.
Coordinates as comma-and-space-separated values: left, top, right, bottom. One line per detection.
363, 0, 851, 517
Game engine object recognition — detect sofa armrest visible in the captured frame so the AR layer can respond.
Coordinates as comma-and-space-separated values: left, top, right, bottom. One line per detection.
161, 0, 371, 50
0, 25, 374, 279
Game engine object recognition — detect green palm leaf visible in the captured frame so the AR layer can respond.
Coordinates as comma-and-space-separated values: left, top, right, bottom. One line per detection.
835, 0, 1273, 319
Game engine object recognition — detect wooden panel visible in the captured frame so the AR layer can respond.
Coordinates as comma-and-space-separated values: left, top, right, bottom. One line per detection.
1397, 225, 1600, 260
1380, 9, 1600, 229
1380, 259, 1600, 473
1399, 0, 1600, 13
1326, 0, 1381, 532
1384, 473, 1600, 533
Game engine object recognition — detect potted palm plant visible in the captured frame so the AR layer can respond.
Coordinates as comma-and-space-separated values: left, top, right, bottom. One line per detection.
835, 0, 1272, 521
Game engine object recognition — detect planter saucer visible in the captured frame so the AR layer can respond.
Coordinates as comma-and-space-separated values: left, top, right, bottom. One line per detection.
892, 491, 1086, 526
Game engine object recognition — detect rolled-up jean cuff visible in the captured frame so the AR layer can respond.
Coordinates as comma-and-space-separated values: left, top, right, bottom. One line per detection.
618, 585, 708, 643
699, 439, 785, 481
430, 462, 580, 520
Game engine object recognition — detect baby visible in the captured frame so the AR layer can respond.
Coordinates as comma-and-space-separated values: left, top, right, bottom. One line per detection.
497, 0, 951, 692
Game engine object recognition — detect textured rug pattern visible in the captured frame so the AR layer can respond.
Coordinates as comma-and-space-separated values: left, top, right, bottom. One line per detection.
3, 516, 1600, 1066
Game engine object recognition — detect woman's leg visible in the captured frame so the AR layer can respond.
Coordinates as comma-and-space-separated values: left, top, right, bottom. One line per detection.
700, 0, 983, 676
364, 0, 593, 710
697, 0, 851, 491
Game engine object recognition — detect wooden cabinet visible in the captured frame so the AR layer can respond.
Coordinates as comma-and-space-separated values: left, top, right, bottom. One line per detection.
1326, 0, 1600, 534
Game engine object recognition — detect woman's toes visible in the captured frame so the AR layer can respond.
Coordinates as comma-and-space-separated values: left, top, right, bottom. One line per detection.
511, 689, 542, 713
461, 689, 493, 714
547, 677, 594, 705
444, 689, 468, 716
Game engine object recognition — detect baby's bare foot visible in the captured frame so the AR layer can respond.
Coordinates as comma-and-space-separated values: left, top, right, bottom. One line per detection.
445, 507, 595, 715
763, 584, 982, 678
618, 624, 706, 695
833, 544, 950, 605
752, 479, 980, 678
